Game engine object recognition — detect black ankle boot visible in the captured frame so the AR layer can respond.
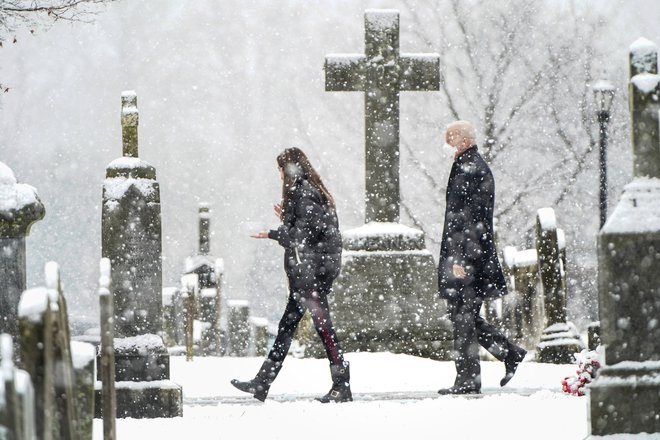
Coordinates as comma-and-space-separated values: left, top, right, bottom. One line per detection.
501, 346, 527, 387
316, 361, 352, 403
231, 359, 282, 401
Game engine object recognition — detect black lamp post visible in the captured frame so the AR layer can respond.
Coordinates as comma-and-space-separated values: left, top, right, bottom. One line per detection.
592, 80, 615, 229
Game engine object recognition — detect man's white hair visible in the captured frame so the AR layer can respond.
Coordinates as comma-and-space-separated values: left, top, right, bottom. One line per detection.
445, 120, 477, 143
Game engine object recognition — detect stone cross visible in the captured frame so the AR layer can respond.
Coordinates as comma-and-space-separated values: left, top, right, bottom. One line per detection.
121, 91, 139, 158
325, 9, 439, 223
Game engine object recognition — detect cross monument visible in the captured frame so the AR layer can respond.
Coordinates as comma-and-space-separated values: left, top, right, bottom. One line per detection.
325, 9, 440, 223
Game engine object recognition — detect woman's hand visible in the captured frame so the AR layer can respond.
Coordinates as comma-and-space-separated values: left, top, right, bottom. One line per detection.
251, 232, 269, 239
274, 203, 282, 219
452, 264, 466, 279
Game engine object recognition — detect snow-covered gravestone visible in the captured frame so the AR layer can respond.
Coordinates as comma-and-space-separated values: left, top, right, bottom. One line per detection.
324, 9, 451, 359
588, 38, 660, 437
0, 162, 45, 355
502, 247, 543, 348
534, 208, 584, 363
182, 204, 224, 355
18, 287, 55, 440
100, 91, 182, 419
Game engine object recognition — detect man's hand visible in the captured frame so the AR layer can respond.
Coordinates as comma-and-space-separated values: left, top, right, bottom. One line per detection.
274, 203, 282, 219
251, 231, 269, 239
453, 264, 466, 279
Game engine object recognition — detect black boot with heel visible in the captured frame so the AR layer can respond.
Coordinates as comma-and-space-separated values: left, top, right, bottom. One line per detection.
316, 361, 352, 403
231, 359, 282, 402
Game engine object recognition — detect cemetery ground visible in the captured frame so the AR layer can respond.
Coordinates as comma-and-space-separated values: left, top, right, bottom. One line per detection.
98, 352, 588, 440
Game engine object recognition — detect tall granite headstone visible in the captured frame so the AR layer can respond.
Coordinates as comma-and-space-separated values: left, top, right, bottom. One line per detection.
534, 208, 584, 363
100, 91, 182, 419
324, 9, 451, 358
0, 162, 45, 356
588, 38, 660, 437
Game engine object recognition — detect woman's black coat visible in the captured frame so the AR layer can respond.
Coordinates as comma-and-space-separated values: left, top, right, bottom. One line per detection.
438, 146, 508, 300
268, 178, 342, 291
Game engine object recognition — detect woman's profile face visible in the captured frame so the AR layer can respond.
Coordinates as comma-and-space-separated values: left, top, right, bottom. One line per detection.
278, 166, 284, 181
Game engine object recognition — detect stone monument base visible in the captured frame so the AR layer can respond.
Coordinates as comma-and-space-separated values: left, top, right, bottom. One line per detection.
94, 380, 182, 419
94, 334, 182, 418
536, 322, 585, 364
329, 222, 452, 360
587, 361, 660, 436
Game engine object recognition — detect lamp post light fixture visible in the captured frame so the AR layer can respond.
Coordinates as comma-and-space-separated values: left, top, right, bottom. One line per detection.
592, 79, 616, 229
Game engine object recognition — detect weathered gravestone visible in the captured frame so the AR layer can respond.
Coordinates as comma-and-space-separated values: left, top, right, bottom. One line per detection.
501, 246, 544, 349
588, 37, 660, 437
0, 333, 36, 440
249, 317, 269, 357
99, 91, 182, 419
18, 262, 88, 440
97, 258, 115, 440
227, 300, 250, 357
182, 204, 224, 356
0, 162, 45, 357
324, 9, 451, 359
534, 208, 584, 363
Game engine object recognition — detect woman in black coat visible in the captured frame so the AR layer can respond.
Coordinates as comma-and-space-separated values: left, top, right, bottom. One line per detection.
231, 147, 351, 403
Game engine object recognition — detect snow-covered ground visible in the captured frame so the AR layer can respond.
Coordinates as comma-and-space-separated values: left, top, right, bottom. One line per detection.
92, 352, 590, 440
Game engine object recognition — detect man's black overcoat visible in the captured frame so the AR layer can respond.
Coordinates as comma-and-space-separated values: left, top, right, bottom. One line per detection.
438, 146, 508, 300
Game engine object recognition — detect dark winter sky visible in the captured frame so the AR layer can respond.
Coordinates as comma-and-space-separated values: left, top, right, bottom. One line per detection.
1, 0, 659, 325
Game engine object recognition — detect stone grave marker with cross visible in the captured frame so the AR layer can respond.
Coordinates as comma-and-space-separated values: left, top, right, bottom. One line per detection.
325, 9, 440, 224
324, 10, 451, 359
100, 91, 182, 419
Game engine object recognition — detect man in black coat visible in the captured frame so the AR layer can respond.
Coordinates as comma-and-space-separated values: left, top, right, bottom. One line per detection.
438, 120, 526, 395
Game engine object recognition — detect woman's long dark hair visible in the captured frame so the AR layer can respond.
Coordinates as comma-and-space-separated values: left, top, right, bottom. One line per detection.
276, 147, 336, 218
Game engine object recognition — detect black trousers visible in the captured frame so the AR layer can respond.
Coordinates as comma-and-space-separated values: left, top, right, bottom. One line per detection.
267, 280, 344, 366
447, 288, 512, 388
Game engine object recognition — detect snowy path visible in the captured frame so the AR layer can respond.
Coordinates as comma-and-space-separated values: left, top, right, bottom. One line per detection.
93, 352, 590, 440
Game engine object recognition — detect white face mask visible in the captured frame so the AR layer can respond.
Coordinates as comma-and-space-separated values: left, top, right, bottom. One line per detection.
442, 142, 456, 159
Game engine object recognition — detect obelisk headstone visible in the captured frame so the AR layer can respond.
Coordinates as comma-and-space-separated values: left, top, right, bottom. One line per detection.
0, 162, 45, 356
324, 9, 451, 358
588, 38, 660, 437
99, 91, 182, 419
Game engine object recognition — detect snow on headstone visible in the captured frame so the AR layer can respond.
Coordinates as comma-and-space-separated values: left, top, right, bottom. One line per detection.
102, 90, 163, 337
0, 162, 45, 352
630, 37, 658, 77
100, 92, 182, 419
590, 38, 660, 437
535, 208, 584, 364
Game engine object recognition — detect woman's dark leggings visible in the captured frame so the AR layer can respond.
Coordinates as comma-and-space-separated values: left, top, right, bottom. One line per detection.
267, 282, 344, 366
